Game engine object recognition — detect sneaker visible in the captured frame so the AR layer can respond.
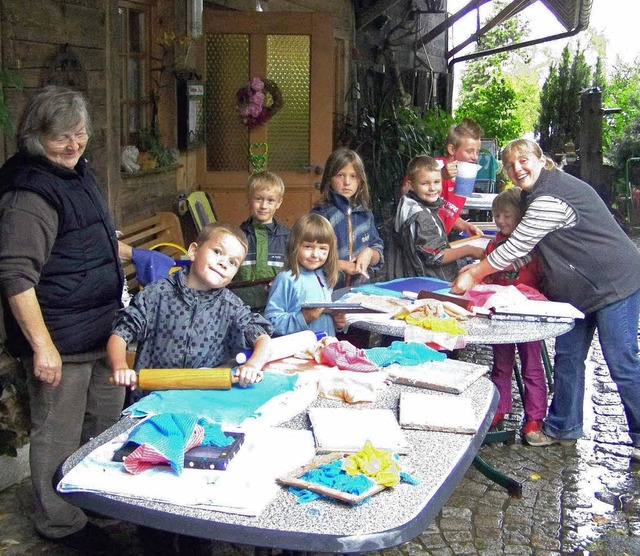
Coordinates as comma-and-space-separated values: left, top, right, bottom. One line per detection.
522, 419, 542, 435
631, 448, 640, 463
46, 522, 122, 555
524, 429, 576, 447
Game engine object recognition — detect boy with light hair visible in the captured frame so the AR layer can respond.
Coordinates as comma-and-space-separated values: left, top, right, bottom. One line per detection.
235, 171, 290, 282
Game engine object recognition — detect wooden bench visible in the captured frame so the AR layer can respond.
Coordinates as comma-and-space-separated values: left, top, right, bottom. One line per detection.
119, 212, 186, 294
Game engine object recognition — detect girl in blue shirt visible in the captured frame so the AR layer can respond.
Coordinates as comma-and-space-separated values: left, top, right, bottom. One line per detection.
312, 148, 384, 288
265, 214, 345, 336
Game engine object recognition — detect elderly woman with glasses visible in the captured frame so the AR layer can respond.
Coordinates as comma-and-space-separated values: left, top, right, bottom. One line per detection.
0, 86, 131, 551
452, 138, 640, 461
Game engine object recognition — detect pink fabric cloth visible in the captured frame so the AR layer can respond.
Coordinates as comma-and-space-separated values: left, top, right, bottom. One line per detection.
123, 423, 205, 474
463, 283, 547, 307
319, 341, 379, 373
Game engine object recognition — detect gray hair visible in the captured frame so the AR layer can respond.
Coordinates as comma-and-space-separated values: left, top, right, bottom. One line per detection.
18, 86, 92, 157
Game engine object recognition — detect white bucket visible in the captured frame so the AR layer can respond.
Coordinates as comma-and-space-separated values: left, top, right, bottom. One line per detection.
454, 161, 482, 196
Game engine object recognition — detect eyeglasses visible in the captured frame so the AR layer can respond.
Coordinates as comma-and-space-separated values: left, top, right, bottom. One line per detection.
46, 130, 88, 145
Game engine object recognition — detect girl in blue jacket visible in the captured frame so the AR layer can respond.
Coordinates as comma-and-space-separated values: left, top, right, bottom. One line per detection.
265, 214, 345, 336
312, 148, 384, 289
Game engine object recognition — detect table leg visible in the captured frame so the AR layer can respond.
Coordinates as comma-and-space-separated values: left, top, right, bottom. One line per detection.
473, 454, 523, 498
484, 428, 516, 445
541, 341, 554, 392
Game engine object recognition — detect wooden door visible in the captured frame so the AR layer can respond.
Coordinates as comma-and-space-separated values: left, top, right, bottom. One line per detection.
198, 10, 334, 228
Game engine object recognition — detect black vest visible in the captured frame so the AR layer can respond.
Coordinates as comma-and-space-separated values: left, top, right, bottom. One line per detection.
0, 153, 123, 355
526, 168, 640, 313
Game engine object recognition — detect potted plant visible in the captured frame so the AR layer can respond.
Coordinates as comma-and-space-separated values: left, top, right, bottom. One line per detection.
136, 127, 178, 171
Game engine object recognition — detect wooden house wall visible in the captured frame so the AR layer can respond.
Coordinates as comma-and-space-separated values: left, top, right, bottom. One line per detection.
0, 0, 354, 229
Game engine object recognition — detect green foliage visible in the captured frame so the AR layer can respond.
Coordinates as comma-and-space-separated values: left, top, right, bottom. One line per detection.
339, 105, 454, 221
455, 0, 531, 146
537, 44, 592, 155
604, 57, 640, 167
611, 117, 640, 170
593, 57, 606, 91
456, 73, 523, 146
0, 69, 23, 138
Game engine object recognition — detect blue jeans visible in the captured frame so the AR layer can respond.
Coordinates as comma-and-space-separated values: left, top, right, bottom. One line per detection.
544, 288, 640, 446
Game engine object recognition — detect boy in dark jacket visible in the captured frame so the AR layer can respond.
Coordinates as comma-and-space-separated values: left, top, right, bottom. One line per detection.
108, 223, 272, 390
235, 171, 290, 282
391, 155, 485, 281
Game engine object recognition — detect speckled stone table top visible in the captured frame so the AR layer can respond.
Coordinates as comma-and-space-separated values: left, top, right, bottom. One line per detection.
347, 314, 574, 344
57, 378, 497, 554
332, 286, 574, 344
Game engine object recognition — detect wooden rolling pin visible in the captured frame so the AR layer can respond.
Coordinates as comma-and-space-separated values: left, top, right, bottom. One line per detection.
137, 367, 237, 390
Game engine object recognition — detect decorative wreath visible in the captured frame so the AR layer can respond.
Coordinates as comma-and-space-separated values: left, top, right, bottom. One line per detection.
236, 77, 283, 130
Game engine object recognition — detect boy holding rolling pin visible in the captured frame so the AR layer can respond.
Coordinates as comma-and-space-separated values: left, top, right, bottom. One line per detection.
107, 223, 273, 390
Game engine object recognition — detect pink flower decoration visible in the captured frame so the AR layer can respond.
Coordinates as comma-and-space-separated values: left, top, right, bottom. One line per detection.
236, 77, 282, 130
249, 77, 264, 91
252, 92, 265, 106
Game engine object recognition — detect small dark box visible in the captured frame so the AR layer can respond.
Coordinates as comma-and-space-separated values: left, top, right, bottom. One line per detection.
184, 432, 245, 470
112, 431, 245, 471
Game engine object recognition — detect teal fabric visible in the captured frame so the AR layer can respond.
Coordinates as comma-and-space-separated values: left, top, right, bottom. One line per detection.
199, 420, 235, 447
349, 283, 405, 298
351, 276, 451, 297
125, 372, 298, 425
127, 412, 199, 474
477, 152, 498, 181
289, 459, 374, 504
365, 341, 447, 367
125, 415, 233, 475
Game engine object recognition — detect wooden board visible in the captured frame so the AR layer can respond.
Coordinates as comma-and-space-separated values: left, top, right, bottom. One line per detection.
399, 392, 477, 434
308, 408, 408, 454
449, 234, 492, 250
276, 452, 386, 504
388, 360, 489, 395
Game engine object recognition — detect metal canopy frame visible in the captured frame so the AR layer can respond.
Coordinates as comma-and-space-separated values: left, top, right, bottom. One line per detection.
356, 0, 593, 68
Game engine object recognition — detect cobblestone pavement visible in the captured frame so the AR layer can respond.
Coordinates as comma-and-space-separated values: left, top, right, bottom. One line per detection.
3, 278, 640, 555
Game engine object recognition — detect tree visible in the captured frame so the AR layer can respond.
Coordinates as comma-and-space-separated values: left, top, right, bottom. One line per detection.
603, 57, 640, 167
456, 74, 523, 143
536, 44, 592, 156
454, 0, 532, 146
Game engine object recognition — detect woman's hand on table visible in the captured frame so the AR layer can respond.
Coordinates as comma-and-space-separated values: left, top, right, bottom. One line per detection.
452, 258, 492, 294
451, 270, 477, 294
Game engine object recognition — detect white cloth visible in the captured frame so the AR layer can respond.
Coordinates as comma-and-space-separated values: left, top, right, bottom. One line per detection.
57, 426, 315, 517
